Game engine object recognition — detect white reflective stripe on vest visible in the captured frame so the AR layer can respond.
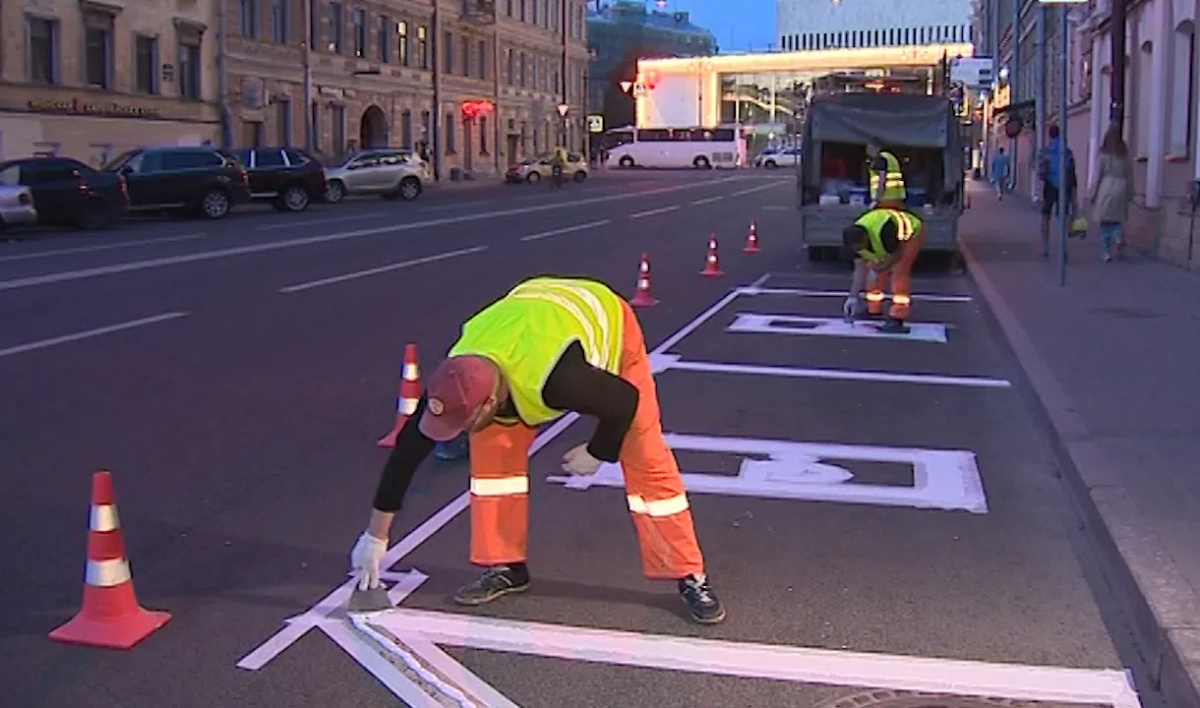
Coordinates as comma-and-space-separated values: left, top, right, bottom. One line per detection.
508, 283, 613, 369
470, 476, 530, 497
887, 210, 917, 241
627, 493, 690, 517
86, 558, 132, 587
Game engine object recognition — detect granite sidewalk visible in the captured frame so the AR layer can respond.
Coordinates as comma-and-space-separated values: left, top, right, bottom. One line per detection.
959, 182, 1200, 706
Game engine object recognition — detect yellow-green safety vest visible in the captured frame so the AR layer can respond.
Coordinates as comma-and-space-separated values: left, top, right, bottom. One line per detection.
448, 277, 625, 426
869, 150, 907, 202
854, 209, 922, 264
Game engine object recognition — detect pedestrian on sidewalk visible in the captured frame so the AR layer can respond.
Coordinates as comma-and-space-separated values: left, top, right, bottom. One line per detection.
349, 276, 726, 625
1037, 125, 1079, 257
1087, 125, 1135, 262
990, 147, 1011, 200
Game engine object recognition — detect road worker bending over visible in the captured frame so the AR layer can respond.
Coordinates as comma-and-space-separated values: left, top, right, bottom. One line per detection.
842, 208, 926, 334
350, 276, 726, 625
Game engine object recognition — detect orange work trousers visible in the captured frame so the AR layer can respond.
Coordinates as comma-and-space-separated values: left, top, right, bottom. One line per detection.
467, 302, 706, 580
866, 226, 925, 320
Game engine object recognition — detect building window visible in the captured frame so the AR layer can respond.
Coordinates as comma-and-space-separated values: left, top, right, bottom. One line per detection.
506, 0, 513, 16
332, 105, 346, 154
505, 47, 513, 84
417, 24, 428, 68
311, 102, 322, 152
443, 31, 454, 73
400, 110, 413, 147
178, 37, 202, 100
531, 0, 538, 24
134, 35, 158, 94
398, 20, 409, 65
520, 0, 526, 22
421, 110, 431, 148
278, 99, 292, 144
378, 16, 389, 62
27, 17, 58, 85
461, 35, 470, 77
352, 9, 365, 57
309, 0, 319, 47
84, 14, 113, 89
271, 0, 288, 43
478, 39, 487, 79
480, 115, 489, 153
241, 0, 258, 39
328, 3, 343, 53
519, 51, 526, 87
445, 111, 456, 152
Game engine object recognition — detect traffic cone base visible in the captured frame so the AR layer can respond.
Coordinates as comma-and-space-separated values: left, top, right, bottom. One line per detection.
630, 290, 659, 307
50, 597, 171, 650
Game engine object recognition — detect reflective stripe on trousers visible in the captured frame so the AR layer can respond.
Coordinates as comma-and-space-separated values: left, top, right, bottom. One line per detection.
468, 423, 538, 566
866, 227, 926, 320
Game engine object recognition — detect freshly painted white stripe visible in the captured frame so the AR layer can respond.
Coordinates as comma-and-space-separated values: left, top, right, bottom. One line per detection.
368, 610, 1142, 707
86, 558, 131, 587
279, 246, 487, 293
729, 182, 784, 197
691, 196, 723, 205
317, 621, 447, 708
257, 212, 384, 231
659, 357, 1011, 388
727, 313, 949, 343
380, 630, 523, 708
651, 288, 744, 355
348, 619, 482, 707
1, 177, 745, 292
520, 219, 610, 241
748, 272, 772, 288
629, 205, 680, 219
89, 504, 120, 532
0, 312, 189, 359
738, 286, 974, 302
0, 233, 205, 262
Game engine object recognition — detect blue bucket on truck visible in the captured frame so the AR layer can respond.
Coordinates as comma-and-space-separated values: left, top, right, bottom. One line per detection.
905, 188, 927, 207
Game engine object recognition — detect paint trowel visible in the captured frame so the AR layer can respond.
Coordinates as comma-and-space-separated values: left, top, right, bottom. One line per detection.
347, 583, 394, 613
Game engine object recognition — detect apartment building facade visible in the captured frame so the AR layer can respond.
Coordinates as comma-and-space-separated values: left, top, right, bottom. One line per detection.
225, 0, 590, 175
0, 0, 222, 165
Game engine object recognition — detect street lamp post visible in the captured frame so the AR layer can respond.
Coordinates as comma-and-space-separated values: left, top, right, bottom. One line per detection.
557, 103, 570, 148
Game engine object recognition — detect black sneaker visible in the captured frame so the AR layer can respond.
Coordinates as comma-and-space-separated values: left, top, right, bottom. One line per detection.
678, 574, 726, 625
878, 318, 910, 334
453, 565, 531, 606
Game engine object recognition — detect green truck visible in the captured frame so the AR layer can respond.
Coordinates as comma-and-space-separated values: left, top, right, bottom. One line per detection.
796, 92, 966, 267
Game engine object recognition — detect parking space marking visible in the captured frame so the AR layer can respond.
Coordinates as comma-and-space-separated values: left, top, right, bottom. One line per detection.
549, 433, 988, 513
257, 212, 384, 231
520, 219, 611, 241
691, 196, 723, 205
654, 355, 1011, 388
738, 286, 973, 302
278, 245, 487, 293
0, 311, 189, 359
629, 205, 680, 219
727, 313, 949, 343
0, 233, 206, 262
729, 182, 786, 197
364, 610, 1141, 707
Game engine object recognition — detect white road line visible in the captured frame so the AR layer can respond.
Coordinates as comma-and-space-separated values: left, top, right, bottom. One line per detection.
691, 196, 723, 205
729, 182, 785, 197
279, 245, 487, 293
658, 356, 1011, 388
0, 233, 206, 262
318, 621, 447, 708
368, 610, 1142, 708
0, 312, 189, 359
762, 205, 789, 210
257, 211, 384, 231
235, 281, 748, 672
0, 177, 745, 292
738, 286, 974, 302
629, 205, 680, 218
520, 219, 611, 241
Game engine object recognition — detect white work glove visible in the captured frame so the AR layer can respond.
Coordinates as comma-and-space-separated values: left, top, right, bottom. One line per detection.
350, 531, 388, 591
842, 295, 863, 319
561, 443, 602, 476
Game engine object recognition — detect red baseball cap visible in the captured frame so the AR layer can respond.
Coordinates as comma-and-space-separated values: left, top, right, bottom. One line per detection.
418, 355, 498, 441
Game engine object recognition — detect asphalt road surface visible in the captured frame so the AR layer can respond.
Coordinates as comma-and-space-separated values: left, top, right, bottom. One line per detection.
0, 171, 1158, 707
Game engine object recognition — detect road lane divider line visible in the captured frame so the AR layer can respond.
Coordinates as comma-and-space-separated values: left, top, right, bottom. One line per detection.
0, 176, 747, 292
235, 283, 749, 675
659, 357, 1011, 388
730, 182, 785, 197
0, 312, 189, 359
257, 211, 385, 231
691, 196, 723, 205
0, 233, 206, 262
629, 205, 680, 219
738, 286, 974, 302
279, 245, 487, 293
520, 219, 611, 241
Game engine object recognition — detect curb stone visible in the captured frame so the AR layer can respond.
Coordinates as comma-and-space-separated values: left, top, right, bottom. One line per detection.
959, 236, 1200, 708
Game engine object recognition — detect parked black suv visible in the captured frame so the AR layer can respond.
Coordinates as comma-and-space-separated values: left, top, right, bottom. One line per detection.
103, 146, 251, 220
234, 147, 326, 212
0, 156, 128, 229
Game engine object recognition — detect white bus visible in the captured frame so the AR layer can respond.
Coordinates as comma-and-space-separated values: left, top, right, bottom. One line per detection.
600, 126, 746, 169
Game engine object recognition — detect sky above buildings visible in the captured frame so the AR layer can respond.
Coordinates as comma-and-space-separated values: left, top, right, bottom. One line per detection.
654, 0, 776, 53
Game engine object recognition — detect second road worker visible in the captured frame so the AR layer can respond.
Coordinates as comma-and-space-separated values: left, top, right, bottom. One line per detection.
867, 137, 907, 209
842, 208, 925, 334
349, 275, 727, 625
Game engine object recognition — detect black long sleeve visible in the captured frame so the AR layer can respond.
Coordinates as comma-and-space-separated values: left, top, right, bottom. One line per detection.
372, 394, 437, 512
542, 341, 639, 462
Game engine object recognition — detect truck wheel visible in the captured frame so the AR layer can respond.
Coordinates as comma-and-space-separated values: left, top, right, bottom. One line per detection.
618, 156, 634, 168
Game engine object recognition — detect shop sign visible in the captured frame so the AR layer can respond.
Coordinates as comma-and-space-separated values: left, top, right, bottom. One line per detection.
26, 98, 160, 119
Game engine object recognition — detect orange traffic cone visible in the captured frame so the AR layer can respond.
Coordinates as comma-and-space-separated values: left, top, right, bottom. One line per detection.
629, 253, 659, 307
743, 221, 760, 253
49, 470, 171, 650
377, 343, 422, 448
700, 234, 724, 277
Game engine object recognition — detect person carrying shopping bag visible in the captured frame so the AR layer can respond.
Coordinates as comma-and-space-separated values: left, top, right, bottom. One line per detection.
1087, 125, 1135, 262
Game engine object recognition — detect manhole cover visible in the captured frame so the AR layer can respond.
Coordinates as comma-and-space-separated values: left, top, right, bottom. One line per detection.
1089, 306, 1163, 319
815, 689, 1106, 708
